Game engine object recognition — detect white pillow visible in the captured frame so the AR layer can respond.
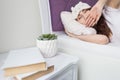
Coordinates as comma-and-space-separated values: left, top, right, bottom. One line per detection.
60, 11, 96, 35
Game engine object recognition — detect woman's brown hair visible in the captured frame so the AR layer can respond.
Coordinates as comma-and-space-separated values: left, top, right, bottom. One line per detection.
93, 14, 112, 39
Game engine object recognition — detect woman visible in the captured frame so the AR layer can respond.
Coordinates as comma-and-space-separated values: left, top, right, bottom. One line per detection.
85, 0, 120, 45
66, 6, 112, 45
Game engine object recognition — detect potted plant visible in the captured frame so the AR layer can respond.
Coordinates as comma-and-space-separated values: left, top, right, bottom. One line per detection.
36, 34, 57, 58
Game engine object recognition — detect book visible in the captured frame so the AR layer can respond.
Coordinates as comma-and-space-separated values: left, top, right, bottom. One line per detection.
1, 47, 47, 77
13, 65, 54, 80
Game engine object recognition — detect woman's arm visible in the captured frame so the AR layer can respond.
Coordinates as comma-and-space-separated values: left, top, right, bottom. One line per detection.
65, 30, 109, 45
85, 0, 108, 27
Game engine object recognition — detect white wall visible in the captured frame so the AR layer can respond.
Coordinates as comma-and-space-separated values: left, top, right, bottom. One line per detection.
0, 0, 42, 53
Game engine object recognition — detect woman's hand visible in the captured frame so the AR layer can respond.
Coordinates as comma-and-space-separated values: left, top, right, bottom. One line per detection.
85, 0, 107, 27
85, 6, 102, 27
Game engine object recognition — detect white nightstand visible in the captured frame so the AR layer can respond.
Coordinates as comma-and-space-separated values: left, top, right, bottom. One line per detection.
0, 51, 79, 80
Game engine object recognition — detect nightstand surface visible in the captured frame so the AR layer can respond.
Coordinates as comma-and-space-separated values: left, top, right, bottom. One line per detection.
0, 51, 79, 80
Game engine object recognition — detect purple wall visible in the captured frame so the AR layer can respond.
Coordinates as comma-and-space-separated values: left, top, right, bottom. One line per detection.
49, 0, 97, 31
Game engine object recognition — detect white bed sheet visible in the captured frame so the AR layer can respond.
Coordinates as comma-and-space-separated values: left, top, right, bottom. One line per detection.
57, 33, 120, 59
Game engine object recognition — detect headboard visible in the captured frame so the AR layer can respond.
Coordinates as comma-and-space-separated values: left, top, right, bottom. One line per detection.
39, 0, 97, 33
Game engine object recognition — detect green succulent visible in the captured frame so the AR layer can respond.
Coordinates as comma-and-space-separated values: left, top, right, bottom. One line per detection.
37, 34, 57, 40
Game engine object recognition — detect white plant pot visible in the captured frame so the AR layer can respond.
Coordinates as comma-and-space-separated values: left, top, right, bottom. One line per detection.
36, 39, 57, 58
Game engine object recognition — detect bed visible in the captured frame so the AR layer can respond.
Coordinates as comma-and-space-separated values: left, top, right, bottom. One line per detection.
38, 0, 120, 80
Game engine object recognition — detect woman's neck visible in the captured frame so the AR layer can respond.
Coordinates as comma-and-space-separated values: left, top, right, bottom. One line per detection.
106, 0, 120, 9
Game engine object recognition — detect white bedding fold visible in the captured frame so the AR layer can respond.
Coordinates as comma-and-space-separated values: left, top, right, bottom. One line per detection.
58, 34, 120, 59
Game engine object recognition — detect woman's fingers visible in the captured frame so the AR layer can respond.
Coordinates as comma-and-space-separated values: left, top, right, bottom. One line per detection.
85, 15, 97, 27
95, 15, 100, 24
85, 16, 91, 26
85, 11, 91, 26
85, 11, 97, 27
89, 18, 96, 27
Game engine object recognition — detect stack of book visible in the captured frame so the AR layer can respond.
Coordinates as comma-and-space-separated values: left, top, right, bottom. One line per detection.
1, 47, 54, 80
